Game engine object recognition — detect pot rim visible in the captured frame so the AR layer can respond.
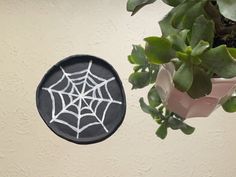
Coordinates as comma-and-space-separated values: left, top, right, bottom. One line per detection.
211, 77, 236, 83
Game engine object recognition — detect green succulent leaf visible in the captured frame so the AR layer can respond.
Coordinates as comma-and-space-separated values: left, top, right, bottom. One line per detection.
129, 72, 150, 89
191, 40, 210, 57
168, 117, 184, 130
168, 116, 195, 134
180, 123, 195, 135
173, 63, 193, 92
178, 1, 207, 29
140, 97, 155, 114
228, 48, 236, 58
178, 29, 190, 41
127, 0, 156, 15
190, 56, 202, 65
167, 30, 189, 51
176, 51, 189, 62
222, 96, 236, 113
159, 1, 194, 36
156, 123, 168, 139
128, 45, 147, 65
161, 0, 185, 7
217, 0, 236, 21
190, 15, 215, 47
148, 86, 162, 107
139, 97, 162, 119
187, 67, 212, 99
201, 46, 236, 78
128, 56, 135, 64
144, 36, 175, 64
159, 0, 206, 37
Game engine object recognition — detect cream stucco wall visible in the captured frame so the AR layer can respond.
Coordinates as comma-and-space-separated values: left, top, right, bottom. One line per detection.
1, 0, 236, 177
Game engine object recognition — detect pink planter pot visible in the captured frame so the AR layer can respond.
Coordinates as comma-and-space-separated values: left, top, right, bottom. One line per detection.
155, 63, 236, 118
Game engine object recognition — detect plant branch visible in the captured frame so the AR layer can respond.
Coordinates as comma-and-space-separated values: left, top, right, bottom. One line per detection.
204, 1, 236, 35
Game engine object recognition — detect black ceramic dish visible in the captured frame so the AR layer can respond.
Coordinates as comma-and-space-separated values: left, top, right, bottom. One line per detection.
36, 55, 126, 144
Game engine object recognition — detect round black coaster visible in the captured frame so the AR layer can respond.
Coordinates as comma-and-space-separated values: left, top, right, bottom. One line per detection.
36, 55, 126, 144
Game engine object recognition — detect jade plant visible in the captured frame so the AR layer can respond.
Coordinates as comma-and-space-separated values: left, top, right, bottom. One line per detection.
127, 0, 236, 139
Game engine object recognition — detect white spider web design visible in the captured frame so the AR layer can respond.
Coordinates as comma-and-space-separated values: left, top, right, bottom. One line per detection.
42, 60, 122, 139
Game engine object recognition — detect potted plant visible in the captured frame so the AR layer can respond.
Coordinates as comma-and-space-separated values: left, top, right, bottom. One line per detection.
127, 0, 236, 139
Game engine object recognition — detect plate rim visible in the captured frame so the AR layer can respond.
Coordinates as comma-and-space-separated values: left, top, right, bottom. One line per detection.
36, 54, 126, 144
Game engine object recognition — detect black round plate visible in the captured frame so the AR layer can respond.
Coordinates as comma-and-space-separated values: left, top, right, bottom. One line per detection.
36, 55, 126, 144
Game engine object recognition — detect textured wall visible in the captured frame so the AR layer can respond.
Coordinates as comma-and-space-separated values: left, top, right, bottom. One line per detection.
1, 0, 236, 177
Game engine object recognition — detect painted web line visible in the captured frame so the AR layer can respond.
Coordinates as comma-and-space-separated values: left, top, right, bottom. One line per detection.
42, 60, 122, 138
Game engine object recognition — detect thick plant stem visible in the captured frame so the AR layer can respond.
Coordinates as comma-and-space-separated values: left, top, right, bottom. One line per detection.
204, 0, 236, 35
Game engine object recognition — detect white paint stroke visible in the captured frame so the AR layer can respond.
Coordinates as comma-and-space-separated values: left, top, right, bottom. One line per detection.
42, 60, 122, 139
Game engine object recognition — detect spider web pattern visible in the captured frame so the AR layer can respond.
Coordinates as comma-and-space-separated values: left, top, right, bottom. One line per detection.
42, 60, 122, 139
